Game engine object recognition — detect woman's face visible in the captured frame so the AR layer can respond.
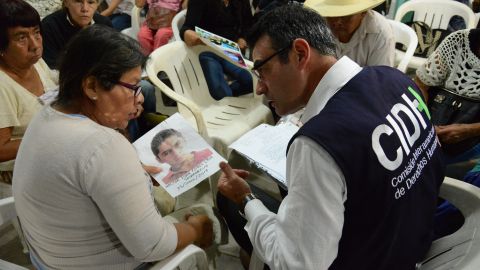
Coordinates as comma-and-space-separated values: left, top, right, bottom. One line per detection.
156, 135, 188, 170
90, 66, 142, 130
64, 0, 98, 28
2, 26, 42, 69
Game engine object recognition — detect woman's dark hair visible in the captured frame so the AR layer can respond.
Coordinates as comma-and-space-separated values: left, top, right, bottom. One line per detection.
56, 25, 147, 107
151, 129, 184, 157
0, 0, 41, 51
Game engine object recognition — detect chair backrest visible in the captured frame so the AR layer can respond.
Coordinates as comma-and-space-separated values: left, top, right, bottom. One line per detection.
395, 0, 476, 30
120, 5, 143, 39
148, 244, 208, 270
418, 177, 480, 270
146, 41, 220, 135
131, 5, 143, 35
388, 19, 418, 73
172, 9, 187, 41
0, 197, 29, 270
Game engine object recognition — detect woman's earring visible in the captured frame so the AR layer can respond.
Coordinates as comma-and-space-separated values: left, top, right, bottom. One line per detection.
91, 96, 97, 100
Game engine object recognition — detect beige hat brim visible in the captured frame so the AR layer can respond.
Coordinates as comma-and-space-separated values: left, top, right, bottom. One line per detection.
304, 0, 385, 17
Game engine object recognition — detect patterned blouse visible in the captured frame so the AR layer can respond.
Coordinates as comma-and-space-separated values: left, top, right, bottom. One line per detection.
416, 29, 480, 99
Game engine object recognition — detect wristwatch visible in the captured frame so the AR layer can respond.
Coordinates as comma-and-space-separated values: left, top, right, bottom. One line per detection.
239, 193, 257, 219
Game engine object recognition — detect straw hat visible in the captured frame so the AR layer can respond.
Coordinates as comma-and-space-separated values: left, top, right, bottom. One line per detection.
304, 0, 385, 17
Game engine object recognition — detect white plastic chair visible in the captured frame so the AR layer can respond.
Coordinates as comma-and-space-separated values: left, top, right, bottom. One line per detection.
149, 244, 208, 270
394, 0, 476, 70
388, 19, 418, 73
418, 177, 480, 270
172, 9, 187, 41
121, 5, 143, 39
0, 197, 29, 270
146, 41, 273, 157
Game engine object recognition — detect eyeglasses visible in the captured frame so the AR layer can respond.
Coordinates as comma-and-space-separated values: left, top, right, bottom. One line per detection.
251, 42, 292, 80
116, 81, 142, 97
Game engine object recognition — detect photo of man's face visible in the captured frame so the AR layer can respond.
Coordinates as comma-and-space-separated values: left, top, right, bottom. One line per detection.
155, 135, 187, 171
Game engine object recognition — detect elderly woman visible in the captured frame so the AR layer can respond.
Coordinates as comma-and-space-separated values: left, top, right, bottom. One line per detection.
13, 25, 217, 269
0, 0, 58, 185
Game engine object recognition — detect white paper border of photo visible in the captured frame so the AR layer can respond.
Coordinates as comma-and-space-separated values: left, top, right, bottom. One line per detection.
133, 113, 226, 197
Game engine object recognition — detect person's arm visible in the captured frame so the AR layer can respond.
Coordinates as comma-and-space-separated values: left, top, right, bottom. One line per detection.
415, 31, 459, 100
86, 133, 212, 261
218, 137, 346, 269
436, 123, 480, 144
101, 0, 123, 16
0, 127, 21, 162
179, 0, 204, 44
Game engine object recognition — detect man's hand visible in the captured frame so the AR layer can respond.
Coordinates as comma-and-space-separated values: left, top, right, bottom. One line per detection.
217, 162, 251, 205
186, 214, 213, 249
435, 123, 476, 144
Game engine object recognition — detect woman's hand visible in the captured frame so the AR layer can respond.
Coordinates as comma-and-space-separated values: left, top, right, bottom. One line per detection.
183, 30, 204, 47
435, 123, 480, 144
186, 214, 213, 249
142, 164, 163, 186
237, 38, 248, 51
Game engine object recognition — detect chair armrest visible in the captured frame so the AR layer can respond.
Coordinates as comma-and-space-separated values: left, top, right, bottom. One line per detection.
148, 244, 208, 270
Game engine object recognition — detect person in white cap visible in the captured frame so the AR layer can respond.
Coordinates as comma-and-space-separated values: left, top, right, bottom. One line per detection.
304, 0, 395, 67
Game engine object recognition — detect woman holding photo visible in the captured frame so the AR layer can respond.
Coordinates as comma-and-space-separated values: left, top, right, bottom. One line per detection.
13, 25, 220, 269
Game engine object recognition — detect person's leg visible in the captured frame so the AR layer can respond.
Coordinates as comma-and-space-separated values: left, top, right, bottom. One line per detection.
220, 59, 253, 97
216, 184, 281, 255
153, 27, 174, 50
199, 52, 232, 100
110, 13, 132, 31
137, 23, 154, 55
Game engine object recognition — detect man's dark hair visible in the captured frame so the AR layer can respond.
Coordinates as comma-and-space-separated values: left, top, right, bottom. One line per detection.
0, 0, 41, 51
55, 24, 147, 107
247, 3, 336, 62
151, 129, 184, 157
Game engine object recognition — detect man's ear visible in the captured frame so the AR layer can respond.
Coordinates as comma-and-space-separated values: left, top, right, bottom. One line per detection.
156, 156, 163, 164
292, 38, 310, 69
82, 76, 99, 101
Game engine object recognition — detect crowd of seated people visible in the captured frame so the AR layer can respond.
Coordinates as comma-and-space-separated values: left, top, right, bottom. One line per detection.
41, 0, 157, 141
3, 0, 480, 269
